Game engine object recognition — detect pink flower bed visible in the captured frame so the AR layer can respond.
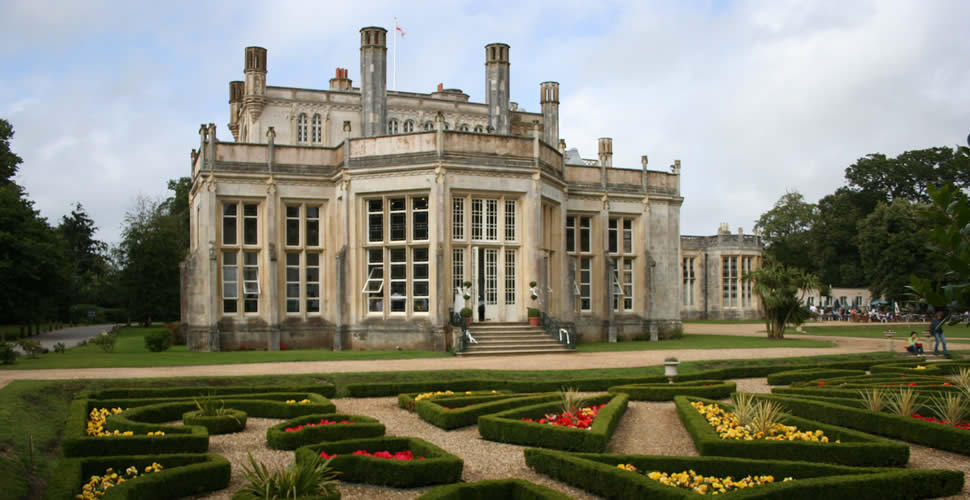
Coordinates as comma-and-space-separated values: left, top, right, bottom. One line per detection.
912, 413, 970, 431
285, 419, 353, 432
319, 450, 425, 460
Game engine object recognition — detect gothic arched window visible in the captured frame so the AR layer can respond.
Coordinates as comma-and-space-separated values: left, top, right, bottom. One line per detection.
311, 114, 322, 143
388, 118, 399, 134
474, 125, 484, 133
424, 121, 434, 131
459, 123, 470, 132
403, 119, 415, 133
297, 113, 308, 143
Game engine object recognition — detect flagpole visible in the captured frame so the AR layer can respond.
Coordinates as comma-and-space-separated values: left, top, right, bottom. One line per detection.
393, 17, 397, 91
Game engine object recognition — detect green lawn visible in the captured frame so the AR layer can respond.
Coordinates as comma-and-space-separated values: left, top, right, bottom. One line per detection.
682, 320, 766, 325
800, 323, 970, 339
0, 350, 914, 499
576, 334, 833, 352
0, 326, 451, 370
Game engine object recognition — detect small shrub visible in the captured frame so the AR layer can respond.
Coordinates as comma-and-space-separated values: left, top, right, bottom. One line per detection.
559, 387, 586, 415
886, 387, 920, 417
145, 330, 173, 352
858, 388, 887, 413
236, 453, 339, 500
53, 342, 66, 353
732, 393, 757, 427
952, 367, 970, 389
16, 339, 43, 359
749, 400, 787, 436
92, 331, 117, 353
928, 392, 969, 426
0, 342, 19, 364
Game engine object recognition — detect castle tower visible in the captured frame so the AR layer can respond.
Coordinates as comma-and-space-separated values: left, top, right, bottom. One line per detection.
485, 43, 510, 135
598, 137, 613, 167
244, 47, 267, 123
228, 81, 244, 141
540, 81, 559, 146
359, 27, 388, 137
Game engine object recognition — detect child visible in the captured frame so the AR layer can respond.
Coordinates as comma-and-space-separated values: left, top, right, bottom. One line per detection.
907, 331, 925, 355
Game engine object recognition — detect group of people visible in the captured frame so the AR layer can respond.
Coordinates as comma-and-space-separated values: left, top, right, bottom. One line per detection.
905, 311, 949, 357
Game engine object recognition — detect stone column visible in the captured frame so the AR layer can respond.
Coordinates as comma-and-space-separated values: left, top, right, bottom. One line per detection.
264, 127, 280, 351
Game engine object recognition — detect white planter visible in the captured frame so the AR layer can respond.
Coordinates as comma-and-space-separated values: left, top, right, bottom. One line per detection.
664, 361, 680, 381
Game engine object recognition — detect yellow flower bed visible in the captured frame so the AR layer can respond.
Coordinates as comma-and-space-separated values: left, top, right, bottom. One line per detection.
690, 401, 836, 442
414, 390, 497, 402
85, 408, 163, 437
617, 464, 791, 495
915, 365, 927, 370
285, 399, 311, 404
76, 463, 163, 499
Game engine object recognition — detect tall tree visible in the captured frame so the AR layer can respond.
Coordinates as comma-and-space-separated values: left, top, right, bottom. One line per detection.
754, 191, 817, 272
0, 118, 68, 324
57, 203, 108, 308
745, 259, 820, 339
845, 147, 970, 204
856, 198, 936, 302
810, 187, 879, 288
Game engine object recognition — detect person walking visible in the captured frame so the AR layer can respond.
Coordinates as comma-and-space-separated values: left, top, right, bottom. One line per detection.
930, 311, 949, 357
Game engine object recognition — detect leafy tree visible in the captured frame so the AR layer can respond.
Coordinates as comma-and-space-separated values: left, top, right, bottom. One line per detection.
856, 198, 936, 303
845, 147, 970, 204
754, 191, 817, 272
810, 188, 879, 288
0, 118, 68, 324
162, 177, 191, 253
745, 259, 820, 339
57, 203, 109, 308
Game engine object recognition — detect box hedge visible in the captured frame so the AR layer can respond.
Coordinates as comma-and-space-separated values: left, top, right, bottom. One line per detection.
524, 448, 963, 499
416, 393, 561, 430
295, 436, 463, 487
417, 479, 574, 499
478, 393, 628, 452
608, 380, 736, 401
766, 369, 867, 386
182, 409, 247, 435
674, 396, 910, 466
44, 453, 231, 500
85, 383, 336, 399
750, 393, 970, 456
398, 390, 512, 411
266, 413, 385, 450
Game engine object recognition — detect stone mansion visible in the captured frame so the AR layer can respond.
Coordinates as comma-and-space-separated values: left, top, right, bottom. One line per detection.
181, 26, 761, 352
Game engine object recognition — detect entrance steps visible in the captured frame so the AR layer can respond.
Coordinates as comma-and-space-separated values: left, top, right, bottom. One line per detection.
457, 322, 574, 357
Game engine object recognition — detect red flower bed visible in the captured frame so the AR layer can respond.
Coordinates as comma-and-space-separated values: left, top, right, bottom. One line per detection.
520, 404, 606, 429
912, 413, 970, 431
319, 450, 425, 460
285, 419, 353, 432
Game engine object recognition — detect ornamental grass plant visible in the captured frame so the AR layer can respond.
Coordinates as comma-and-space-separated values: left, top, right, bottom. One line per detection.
927, 392, 969, 426
731, 393, 757, 427
886, 387, 920, 417
749, 400, 787, 437
857, 388, 887, 413
558, 387, 586, 416
237, 453, 339, 499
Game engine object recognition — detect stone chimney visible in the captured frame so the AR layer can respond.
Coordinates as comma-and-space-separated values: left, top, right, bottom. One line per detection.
359, 27, 388, 137
485, 43, 510, 135
244, 47, 267, 122
598, 137, 613, 167
228, 81, 244, 141
540, 81, 559, 147
330, 67, 352, 91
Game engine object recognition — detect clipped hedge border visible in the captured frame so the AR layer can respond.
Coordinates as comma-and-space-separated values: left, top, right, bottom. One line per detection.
84, 383, 336, 400
417, 478, 574, 499
773, 385, 957, 400
91, 391, 337, 409
416, 393, 560, 430
478, 393, 629, 452
266, 413, 385, 450
870, 362, 947, 375
182, 409, 247, 435
524, 448, 963, 500
63, 393, 336, 457
398, 390, 512, 411
751, 393, 970, 456
345, 359, 897, 397
608, 380, 736, 401
44, 453, 231, 500
295, 436, 463, 487
766, 369, 867, 386
674, 395, 909, 466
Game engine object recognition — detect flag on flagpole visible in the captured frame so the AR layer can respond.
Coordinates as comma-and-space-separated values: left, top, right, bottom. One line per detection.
396, 24, 406, 37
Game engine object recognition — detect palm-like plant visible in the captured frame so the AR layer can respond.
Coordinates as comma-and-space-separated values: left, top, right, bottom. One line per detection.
927, 392, 969, 426
952, 367, 970, 389
731, 393, 758, 427
857, 388, 887, 413
885, 387, 920, 417
237, 453, 339, 499
558, 387, 586, 415
744, 259, 820, 339
749, 400, 787, 436
194, 393, 227, 417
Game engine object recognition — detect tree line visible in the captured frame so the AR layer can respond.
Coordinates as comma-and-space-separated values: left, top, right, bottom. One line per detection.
0, 118, 189, 327
754, 144, 970, 304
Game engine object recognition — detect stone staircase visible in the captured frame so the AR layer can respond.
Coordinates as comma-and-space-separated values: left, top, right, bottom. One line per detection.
457, 322, 574, 357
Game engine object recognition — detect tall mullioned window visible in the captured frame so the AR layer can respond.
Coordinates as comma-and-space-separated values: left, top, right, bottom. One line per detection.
311, 114, 322, 143
284, 203, 323, 314
741, 256, 753, 307
683, 257, 696, 306
723, 256, 738, 307
452, 198, 465, 240
221, 201, 260, 315
610, 216, 636, 312
362, 195, 431, 316
451, 194, 520, 313
567, 215, 594, 312
297, 113, 308, 143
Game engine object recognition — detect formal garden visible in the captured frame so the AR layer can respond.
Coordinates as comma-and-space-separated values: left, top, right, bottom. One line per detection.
8, 353, 970, 499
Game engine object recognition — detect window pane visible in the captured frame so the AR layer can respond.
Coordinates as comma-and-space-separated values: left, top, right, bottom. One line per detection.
505, 200, 516, 241
413, 282, 429, 296
244, 204, 258, 216
566, 217, 575, 252
368, 199, 383, 212
390, 212, 407, 241
244, 252, 259, 265
413, 264, 428, 280
286, 284, 300, 298
368, 214, 383, 242
286, 206, 299, 218
286, 219, 300, 246
222, 204, 237, 245
413, 211, 428, 240
286, 253, 299, 266
244, 299, 258, 313
390, 198, 406, 211
608, 219, 618, 253
412, 197, 428, 210
623, 219, 633, 253
580, 218, 591, 252
306, 220, 319, 247
452, 197, 464, 240
306, 253, 319, 266
391, 264, 406, 279
224, 267, 237, 282
286, 268, 299, 282
223, 283, 237, 298
224, 300, 237, 313
224, 252, 237, 265
243, 204, 258, 245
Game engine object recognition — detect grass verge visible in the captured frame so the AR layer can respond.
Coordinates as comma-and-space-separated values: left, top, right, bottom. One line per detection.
577, 334, 833, 352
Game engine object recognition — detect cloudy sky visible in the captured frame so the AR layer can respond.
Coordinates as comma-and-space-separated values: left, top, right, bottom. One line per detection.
2, 0, 968, 244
